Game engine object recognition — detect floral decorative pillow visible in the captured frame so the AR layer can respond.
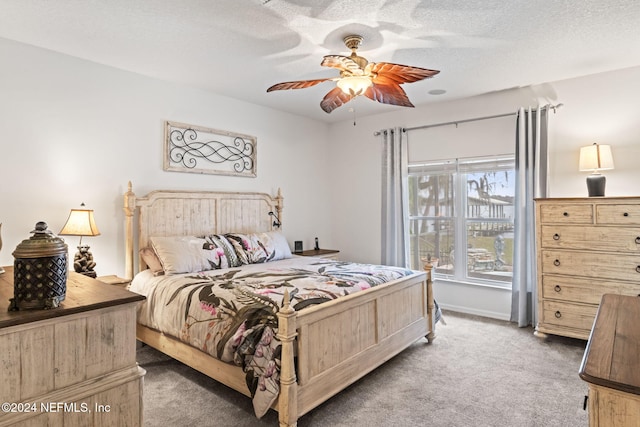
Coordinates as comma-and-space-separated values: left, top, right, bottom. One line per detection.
225, 233, 267, 264
202, 234, 243, 268
253, 231, 292, 261
225, 231, 291, 264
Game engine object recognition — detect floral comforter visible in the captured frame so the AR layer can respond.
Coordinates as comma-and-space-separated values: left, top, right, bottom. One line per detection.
130, 257, 417, 417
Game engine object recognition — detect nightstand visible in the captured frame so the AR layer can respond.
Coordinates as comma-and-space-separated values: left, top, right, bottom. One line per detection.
97, 275, 132, 288
295, 249, 340, 260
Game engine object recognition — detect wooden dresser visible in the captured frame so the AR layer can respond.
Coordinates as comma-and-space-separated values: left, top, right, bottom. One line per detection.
534, 197, 640, 340
580, 294, 640, 426
0, 267, 145, 427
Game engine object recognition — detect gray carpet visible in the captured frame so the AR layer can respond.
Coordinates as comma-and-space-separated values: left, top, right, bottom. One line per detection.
138, 311, 589, 426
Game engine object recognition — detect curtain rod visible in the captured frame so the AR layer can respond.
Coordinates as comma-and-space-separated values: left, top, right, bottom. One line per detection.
374, 103, 563, 135
404, 111, 514, 132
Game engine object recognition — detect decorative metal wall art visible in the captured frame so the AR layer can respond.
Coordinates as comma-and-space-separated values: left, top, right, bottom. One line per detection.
164, 121, 257, 177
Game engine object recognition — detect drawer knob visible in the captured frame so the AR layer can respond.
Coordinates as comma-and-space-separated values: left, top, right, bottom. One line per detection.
563, 212, 569, 217
624, 212, 629, 217
553, 233, 560, 240
636, 266, 640, 273
554, 259, 561, 266
635, 237, 640, 244
555, 311, 562, 318
554, 285, 562, 292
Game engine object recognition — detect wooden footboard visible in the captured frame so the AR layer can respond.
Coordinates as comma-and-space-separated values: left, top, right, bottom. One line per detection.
135, 268, 433, 427
278, 269, 433, 425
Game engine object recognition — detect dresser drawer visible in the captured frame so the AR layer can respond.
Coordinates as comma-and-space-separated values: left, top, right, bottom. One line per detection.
541, 250, 640, 282
540, 225, 640, 252
542, 275, 640, 305
596, 204, 640, 225
541, 300, 598, 331
538, 204, 593, 224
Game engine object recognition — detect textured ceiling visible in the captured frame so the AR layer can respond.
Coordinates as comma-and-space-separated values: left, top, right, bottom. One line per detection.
1, 0, 640, 123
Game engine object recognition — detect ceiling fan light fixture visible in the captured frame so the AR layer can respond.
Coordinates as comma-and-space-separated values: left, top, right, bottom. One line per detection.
266, 33, 440, 113
336, 75, 372, 96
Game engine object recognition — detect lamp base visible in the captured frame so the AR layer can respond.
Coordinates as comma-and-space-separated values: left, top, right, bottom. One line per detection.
73, 245, 97, 278
586, 174, 606, 197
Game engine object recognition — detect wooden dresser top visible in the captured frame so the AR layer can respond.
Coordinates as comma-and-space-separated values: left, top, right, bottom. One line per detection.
535, 196, 640, 202
0, 266, 145, 329
579, 294, 640, 395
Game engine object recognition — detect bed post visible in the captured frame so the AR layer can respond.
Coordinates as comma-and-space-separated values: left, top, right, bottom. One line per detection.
275, 188, 283, 229
424, 263, 436, 343
123, 181, 136, 280
276, 290, 298, 427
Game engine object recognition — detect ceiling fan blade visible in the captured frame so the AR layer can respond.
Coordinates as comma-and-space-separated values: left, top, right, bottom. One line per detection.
368, 62, 440, 85
364, 83, 414, 108
267, 78, 331, 92
321, 55, 362, 75
320, 87, 354, 113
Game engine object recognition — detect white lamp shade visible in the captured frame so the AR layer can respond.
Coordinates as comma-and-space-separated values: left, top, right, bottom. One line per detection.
336, 75, 373, 96
59, 208, 101, 236
579, 143, 614, 172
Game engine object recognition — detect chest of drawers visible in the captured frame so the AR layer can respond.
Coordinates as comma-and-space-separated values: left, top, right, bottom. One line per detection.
534, 197, 640, 340
0, 268, 145, 426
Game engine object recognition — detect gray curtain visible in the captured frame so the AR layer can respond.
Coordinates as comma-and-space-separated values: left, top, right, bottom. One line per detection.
381, 127, 409, 267
511, 106, 549, 327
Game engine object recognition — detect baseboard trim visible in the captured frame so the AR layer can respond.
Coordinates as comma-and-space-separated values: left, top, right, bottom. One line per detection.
438, 303, 511, 321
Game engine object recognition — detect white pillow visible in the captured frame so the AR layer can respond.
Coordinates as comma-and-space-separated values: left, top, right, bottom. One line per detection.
258, 231, 292, 261
149, 236, 216, 275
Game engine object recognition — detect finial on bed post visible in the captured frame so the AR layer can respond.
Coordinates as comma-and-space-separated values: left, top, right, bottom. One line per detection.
423, 261, 433, 275
277, 289, 298, 426
282, 289, 292, 312
123, 181, 136, 280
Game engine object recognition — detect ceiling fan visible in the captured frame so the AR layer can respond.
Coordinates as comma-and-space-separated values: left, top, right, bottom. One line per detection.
267, 34, 440, 113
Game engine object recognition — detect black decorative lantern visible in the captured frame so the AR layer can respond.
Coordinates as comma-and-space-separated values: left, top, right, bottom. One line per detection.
10, 221, 68, 310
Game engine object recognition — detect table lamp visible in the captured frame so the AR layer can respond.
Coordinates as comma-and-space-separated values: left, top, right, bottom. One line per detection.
579, 143, 614, 197
59, 203, 101, 277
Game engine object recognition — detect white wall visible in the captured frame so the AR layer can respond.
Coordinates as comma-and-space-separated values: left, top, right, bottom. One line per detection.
0, 37, 332, 277
2, 35, 639, 320
328, 65, 640, 319
545, 67, 640, 198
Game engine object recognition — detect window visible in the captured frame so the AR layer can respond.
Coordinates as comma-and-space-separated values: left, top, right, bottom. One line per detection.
407, 155, 515, 287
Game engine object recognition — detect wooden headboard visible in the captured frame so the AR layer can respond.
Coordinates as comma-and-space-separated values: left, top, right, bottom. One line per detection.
123, 181, 283, 279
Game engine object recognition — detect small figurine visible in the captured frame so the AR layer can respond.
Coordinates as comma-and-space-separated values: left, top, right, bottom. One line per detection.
74, 244, 97, 278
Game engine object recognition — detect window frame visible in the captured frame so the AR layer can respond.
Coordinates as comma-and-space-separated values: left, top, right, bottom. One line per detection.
407, 154, 515, 288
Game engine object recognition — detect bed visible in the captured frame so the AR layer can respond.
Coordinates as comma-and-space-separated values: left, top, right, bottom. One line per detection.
123, 182, 436, 426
